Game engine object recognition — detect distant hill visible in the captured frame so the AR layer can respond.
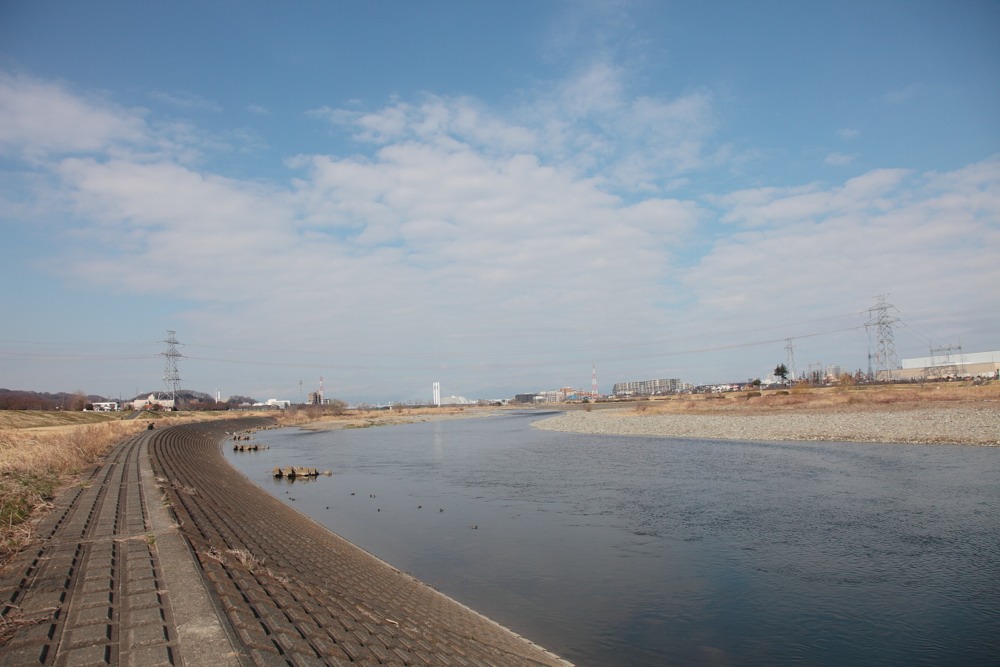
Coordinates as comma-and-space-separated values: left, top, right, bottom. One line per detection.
0, 389, 106, 410
1, 388, 256, 411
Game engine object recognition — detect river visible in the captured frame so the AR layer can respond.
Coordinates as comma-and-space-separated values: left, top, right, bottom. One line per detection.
223, 411, 999, 666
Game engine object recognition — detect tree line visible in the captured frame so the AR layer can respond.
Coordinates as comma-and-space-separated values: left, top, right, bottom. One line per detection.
0, 389, 93, 411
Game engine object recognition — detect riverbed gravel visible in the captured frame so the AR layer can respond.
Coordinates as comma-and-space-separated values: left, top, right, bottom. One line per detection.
533, 406, 1000, 446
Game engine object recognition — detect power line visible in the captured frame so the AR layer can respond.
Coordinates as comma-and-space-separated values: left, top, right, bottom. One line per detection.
0, 351, 153, 361
184, 324, 864, 372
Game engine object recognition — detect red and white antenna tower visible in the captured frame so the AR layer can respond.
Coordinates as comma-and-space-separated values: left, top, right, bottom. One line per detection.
591, 364, 598, 399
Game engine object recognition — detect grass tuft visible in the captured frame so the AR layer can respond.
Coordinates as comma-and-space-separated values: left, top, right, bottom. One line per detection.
226, 547, 265, 573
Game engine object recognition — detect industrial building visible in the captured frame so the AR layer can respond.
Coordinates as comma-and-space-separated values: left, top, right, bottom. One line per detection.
894, 350, 1000, 381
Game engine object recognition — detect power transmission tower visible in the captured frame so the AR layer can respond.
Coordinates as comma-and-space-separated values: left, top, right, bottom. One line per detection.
785, 338, 797, 382
865, 295, 899, 382
807, 361, 823, 384
929, 343, 962, 379
161, 330, 183, 407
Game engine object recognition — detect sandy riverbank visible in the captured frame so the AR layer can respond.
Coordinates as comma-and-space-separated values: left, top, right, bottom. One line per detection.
534, 405, 1000, 446
293, 406, 501, 431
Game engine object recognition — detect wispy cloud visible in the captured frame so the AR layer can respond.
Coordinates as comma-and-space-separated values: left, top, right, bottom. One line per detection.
825, 152, 857, 166
882, 83, 922, 105
693, 162, 1000, 335
0, 72, 147, 160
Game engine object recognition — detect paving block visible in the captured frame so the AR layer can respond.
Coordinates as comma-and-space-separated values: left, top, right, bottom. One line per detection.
124, 621, 168, 647
60, 643, 111, 666
63, 621, 111, 648
120, 642, 174, 667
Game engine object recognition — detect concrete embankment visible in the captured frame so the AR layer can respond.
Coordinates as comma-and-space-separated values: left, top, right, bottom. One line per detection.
1, 419, 571, 666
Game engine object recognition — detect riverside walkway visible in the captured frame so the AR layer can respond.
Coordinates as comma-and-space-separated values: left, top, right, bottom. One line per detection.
0, 419, 571, 666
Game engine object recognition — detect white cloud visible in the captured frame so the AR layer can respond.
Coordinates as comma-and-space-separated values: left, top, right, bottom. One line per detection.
0, 72, 147, 160
686, 159, 1000, 361
824, 152, 857, 166
526, 62, 717, 187
313, 62, 718, 193
717, 168, 910, 227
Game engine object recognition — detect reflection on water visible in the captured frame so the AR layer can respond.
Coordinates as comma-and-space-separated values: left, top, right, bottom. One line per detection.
225, 413, 1000, 666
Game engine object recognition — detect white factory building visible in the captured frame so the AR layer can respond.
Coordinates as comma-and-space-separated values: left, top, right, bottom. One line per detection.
894, 350, 1000, 381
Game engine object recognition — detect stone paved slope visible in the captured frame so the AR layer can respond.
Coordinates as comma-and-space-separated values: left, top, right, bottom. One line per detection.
1, 419, 571, 666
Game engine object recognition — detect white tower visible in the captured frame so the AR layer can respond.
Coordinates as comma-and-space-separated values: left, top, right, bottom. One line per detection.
432, 382, 441, 407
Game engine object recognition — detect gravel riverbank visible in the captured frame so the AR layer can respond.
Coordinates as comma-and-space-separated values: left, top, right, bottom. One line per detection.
533, 406, 1000, 446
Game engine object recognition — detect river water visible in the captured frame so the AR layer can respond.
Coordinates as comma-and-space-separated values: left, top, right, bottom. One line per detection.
223, 412, 999, 666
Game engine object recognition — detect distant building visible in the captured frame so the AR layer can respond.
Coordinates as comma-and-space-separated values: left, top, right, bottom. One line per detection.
92, 402, 119, 412
250, 399, 291, 410
894, 350, 1000, 381
132, 394, 175, 411
432, 382, 441, 407
612, 378, 685, 397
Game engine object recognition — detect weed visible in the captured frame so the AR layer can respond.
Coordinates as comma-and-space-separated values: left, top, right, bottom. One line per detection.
201, 546, 227, 566
226, 547, 264, 573
266, 568, 290, 584
0, 605, 58, 646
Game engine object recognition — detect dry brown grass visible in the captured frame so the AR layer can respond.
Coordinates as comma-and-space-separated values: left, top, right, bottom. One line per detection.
634, 382, 1000, 416
0, 410, 121, 430
0, 418, 150, 561
0, 410, 245, 563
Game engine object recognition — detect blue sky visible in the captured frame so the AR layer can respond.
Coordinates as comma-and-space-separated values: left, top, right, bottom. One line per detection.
2, 1, 998, 403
